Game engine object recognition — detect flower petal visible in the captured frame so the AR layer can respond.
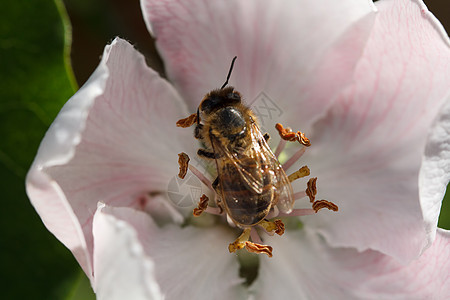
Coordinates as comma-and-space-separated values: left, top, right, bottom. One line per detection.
420, 94, 450, 244
300, 0, 450, 263
97, 204, 246, 300
141, 0, 376, 132
93, 203, 163, 300
251, 228, 450, 299
26, 38, 194, 277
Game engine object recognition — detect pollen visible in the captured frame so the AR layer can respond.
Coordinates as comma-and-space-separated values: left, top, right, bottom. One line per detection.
306, 177, 317, 202
245, 242, 273, 257
177, 152, 190, 179
176, 120, 339, 258
258, 219, 285, 236
176, 113, 197, 128
275, 123, 298, 141
275, 123, 311, 146
312, 200, 339, 212
288, 165, 310, 182
193, 194, 209, 216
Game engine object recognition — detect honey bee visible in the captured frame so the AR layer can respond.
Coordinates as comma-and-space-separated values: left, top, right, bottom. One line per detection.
184, 57, 294, 227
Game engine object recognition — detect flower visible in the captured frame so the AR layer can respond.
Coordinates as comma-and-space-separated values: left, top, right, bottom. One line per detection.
26, 0, 450, 299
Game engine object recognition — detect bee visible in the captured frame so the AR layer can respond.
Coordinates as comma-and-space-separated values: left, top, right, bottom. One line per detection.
183, 57, 294, 227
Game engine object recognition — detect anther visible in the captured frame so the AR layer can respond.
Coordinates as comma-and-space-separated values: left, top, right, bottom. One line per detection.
258, 219, 285, 236
275, 123, 311, 146
297, 131, 311, 147
312, 200, 339, 212
177, 152, 190, 179
193, 194, 209, 216
245, 242, 273, 257
176, 113, 197, 128
229, 228, 251, 253
275, 123, 297, 141
305, 177, 317, 202
288, 166, 310, 182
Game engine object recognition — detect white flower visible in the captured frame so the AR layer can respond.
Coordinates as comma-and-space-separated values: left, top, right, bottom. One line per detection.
27, 0, 450, 299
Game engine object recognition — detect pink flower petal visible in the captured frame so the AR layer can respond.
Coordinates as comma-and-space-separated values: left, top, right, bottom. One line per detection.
141, 0, 376, 132
26, 38, 194, 277
300, 0, 450, 263
420, 94, 450, 244
252, 228, 450, 299
93, 203, 163, 299
97, 204, 245, 299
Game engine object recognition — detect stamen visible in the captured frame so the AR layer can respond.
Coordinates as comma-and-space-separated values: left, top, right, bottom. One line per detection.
250, 227, 263, 244
187, 164, 214, 192
265, 206, 280, 219
275, 123, 297, 141
245, 242, 273, 257
258, 219, 285, 236
306, 177, 317, 202
274, 138, 286, 158
176, 113, 197, 128
288, 165, 310, 182
275, 123, 311, 147
282, 147, 306, 171
312, 200, 339, 212
204, 207, 222, 215
297, 131, 311, 147
279, 208, 316, 217
293, 190, 307, 200
177, 152, 190, 179
229, 228, 251, 253
193, 194, 209, 216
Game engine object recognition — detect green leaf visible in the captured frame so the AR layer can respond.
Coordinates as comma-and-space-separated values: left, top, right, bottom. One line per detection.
0, 0, 94, 299
438, 186, 450, 230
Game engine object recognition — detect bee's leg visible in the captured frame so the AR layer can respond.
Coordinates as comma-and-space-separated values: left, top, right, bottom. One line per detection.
211, 178, 225, 215
212, 177, 219, 191
197, 149, 216, 159
194, 124, 203, 139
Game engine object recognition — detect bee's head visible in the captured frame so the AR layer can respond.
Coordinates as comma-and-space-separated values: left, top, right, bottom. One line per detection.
199, 87, 242, 114
197, 56, 239, 123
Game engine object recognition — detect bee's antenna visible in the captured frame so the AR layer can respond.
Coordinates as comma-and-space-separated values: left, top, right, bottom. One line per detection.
221, 56, 237, 89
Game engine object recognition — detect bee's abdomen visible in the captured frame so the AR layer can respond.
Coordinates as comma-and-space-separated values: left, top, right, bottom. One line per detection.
220, 166, 273, 226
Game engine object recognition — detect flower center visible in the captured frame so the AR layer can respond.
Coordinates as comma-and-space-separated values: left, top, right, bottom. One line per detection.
176, 119, 338, 258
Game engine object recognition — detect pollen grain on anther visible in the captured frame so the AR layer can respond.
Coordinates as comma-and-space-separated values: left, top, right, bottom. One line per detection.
297, 131, 311, 147
193, 194, 209, 216
275, 123, 311, 147
176, 113, 197, 128
306, 177, 318, 202
275, 123, 297, 141
245, 242, 273, 257
312, 200, 339, 213
288, 165, 310, 182
177, 152, 190, 179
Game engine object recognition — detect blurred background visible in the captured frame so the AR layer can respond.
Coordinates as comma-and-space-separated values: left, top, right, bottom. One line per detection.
1, 0, 449, 299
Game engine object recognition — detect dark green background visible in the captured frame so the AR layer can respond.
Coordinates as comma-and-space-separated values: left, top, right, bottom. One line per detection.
0, 1, 448, 299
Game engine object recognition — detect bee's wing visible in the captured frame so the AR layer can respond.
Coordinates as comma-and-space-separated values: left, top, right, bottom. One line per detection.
248, 122, 294, 214
210, 134, 264, 195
